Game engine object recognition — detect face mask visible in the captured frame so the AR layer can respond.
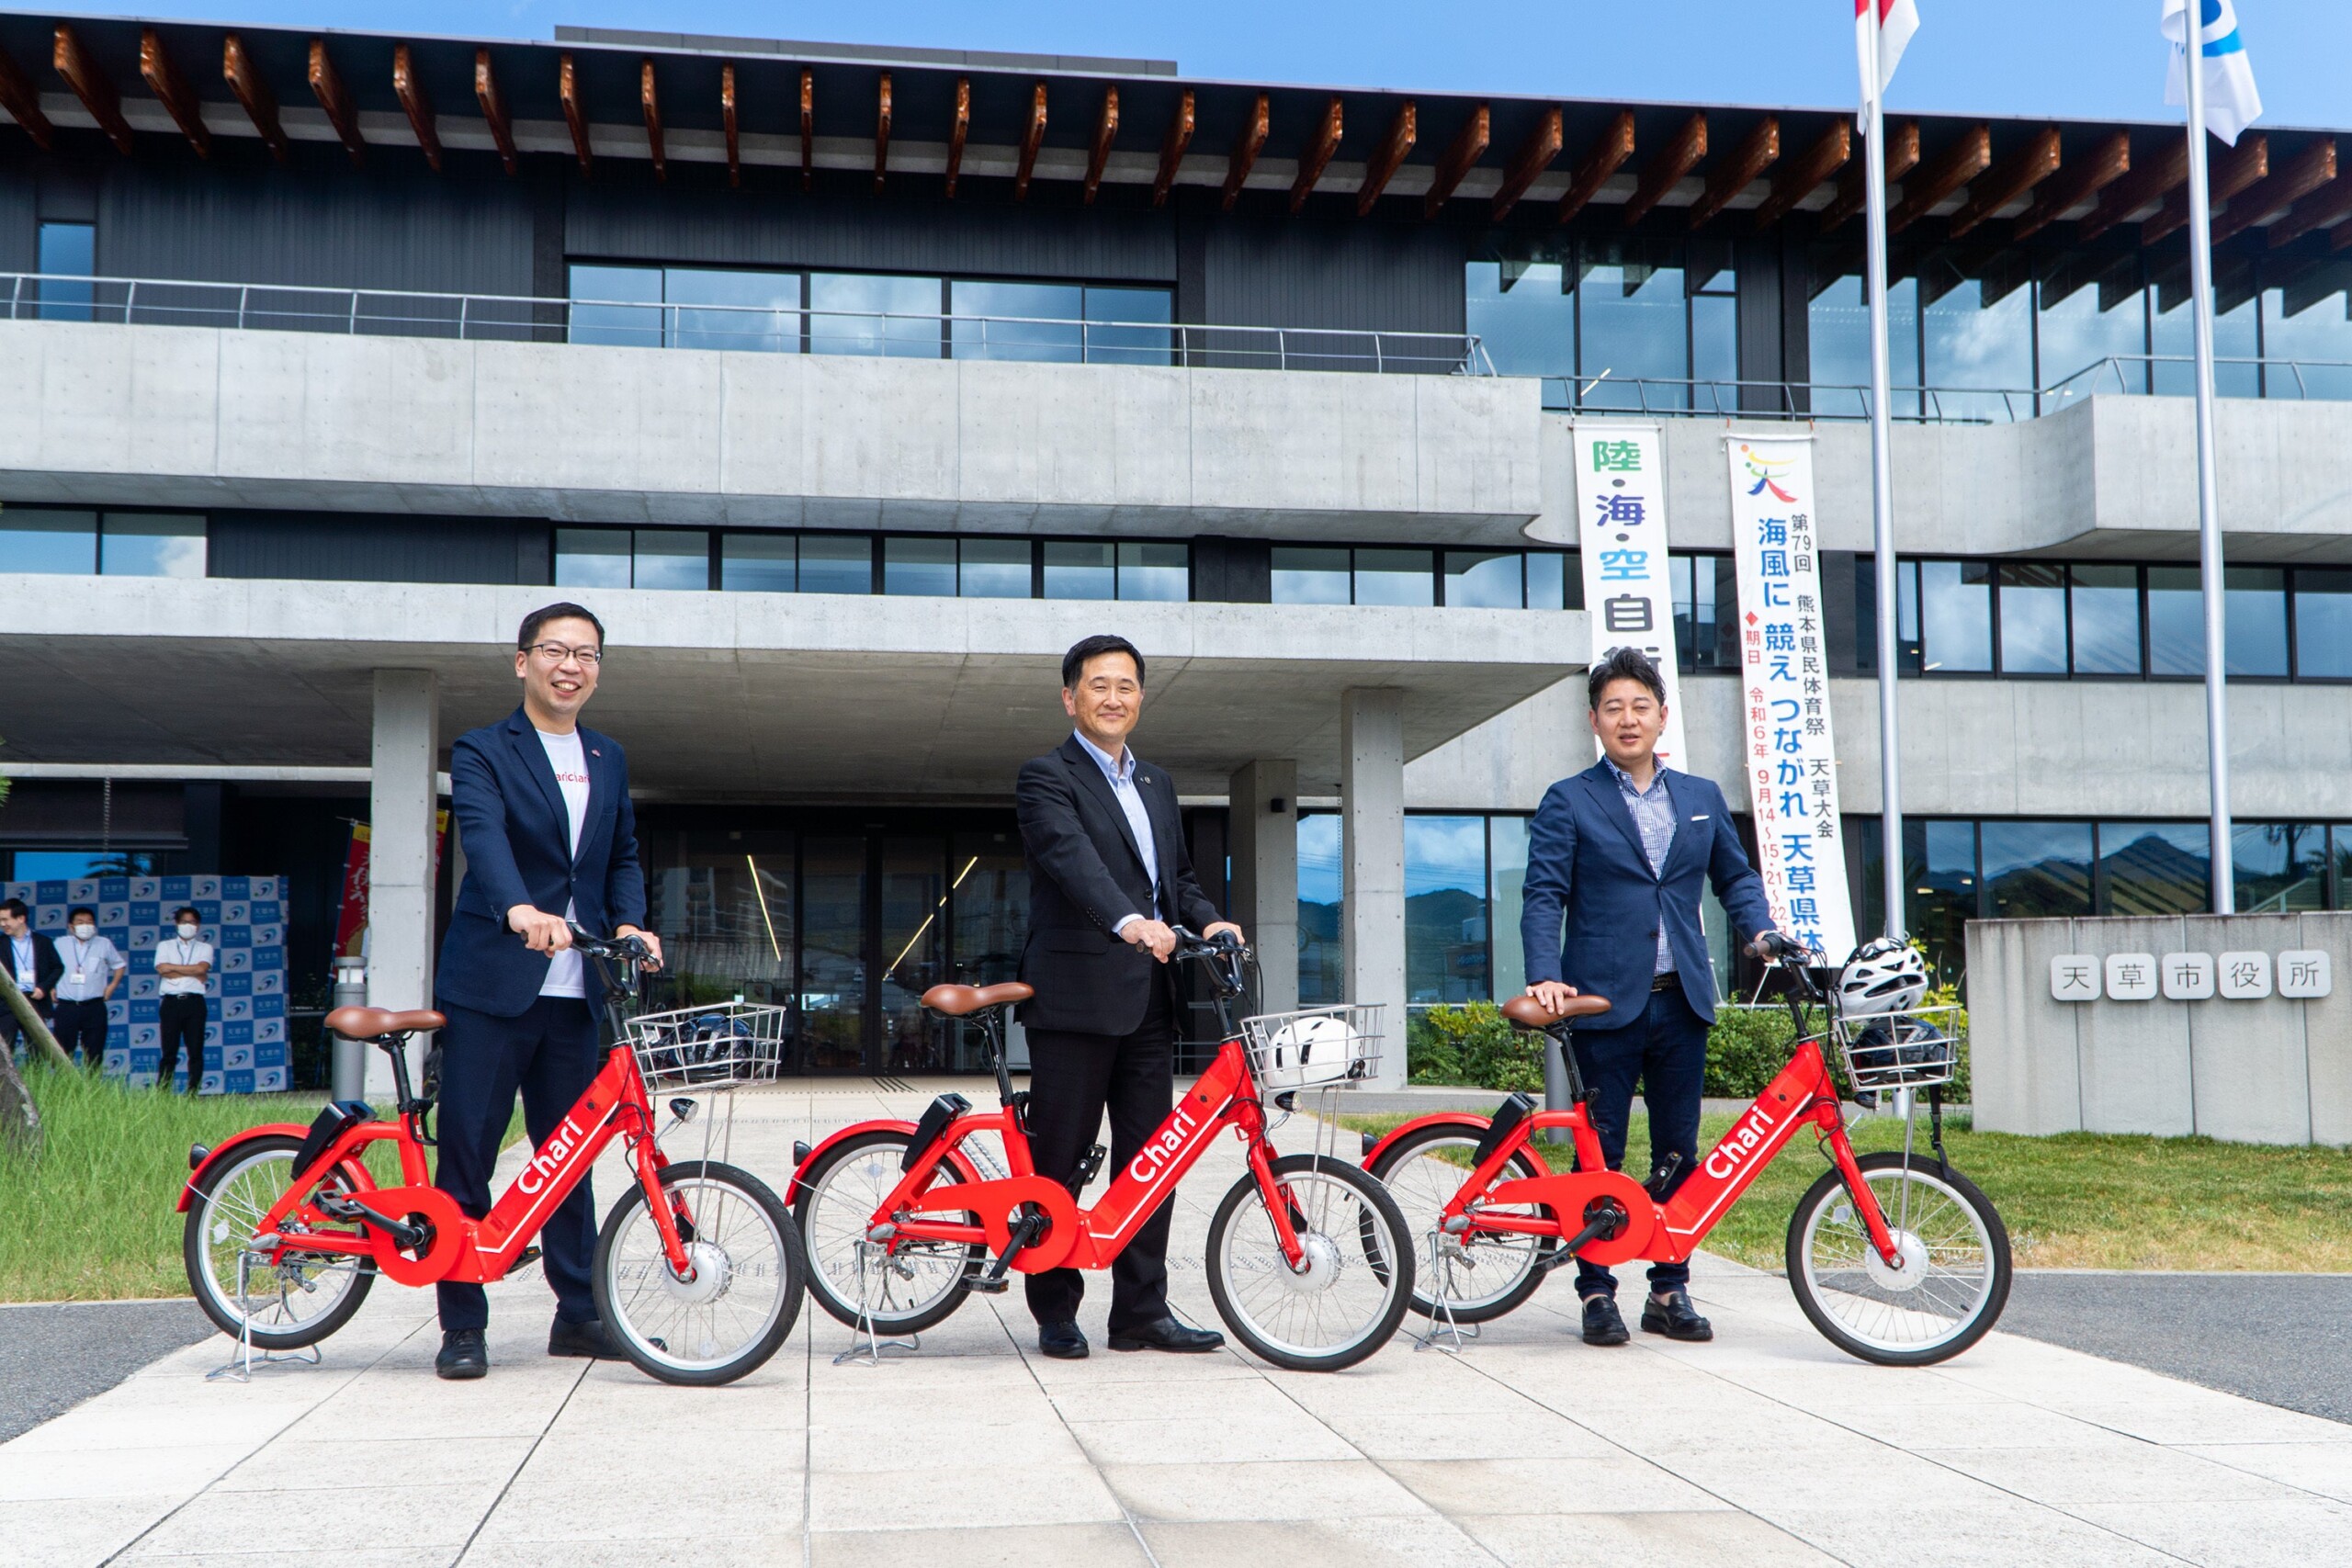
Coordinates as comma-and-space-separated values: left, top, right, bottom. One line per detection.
176, 922, 200, 939
72, 922, 96, 940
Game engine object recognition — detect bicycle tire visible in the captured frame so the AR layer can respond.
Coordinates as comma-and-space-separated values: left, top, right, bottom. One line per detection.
183, 1134, 375, 1350
1206, 1153, 1414, 1372
1785, 1149, 2011, 1367
793, 1129, 979, 1335
592, 1159, 804, 1387
1366, 1123, 1555, 1324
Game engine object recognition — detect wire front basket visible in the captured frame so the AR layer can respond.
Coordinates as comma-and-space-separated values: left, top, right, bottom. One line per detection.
625, 1002, 787, 1089
1829, 1004, 1962, 1093
1239, 1004, 1384, 1093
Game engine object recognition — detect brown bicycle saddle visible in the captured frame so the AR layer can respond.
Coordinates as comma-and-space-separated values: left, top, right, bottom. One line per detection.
921, 982, 1035, 1017
1500, 993, 1613, 1030
325, 1005, 447, 1039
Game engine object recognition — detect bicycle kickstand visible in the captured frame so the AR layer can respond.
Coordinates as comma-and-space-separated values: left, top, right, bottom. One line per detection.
206, 1240, 323, 1383
1410, 1226, 1479, 1355
833, 1232, 922, 1368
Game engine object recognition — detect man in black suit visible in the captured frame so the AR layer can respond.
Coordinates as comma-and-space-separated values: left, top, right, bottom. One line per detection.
1014, 634, 1243, 1360
0, 898, 62, 1061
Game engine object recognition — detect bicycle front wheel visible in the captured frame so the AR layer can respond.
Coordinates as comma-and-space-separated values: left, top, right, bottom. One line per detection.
1786, 1150, 2011, 1366
594, 1160, 804, 1386
1206, 1154, 1414, 1372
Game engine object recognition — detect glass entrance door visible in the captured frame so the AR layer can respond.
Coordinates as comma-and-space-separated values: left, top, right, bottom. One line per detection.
798, 835, 869, 1072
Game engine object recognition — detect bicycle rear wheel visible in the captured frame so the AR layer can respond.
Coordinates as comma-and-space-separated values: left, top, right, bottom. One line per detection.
594, 1160, 804, 1386
1786, 1150, 2010, 1366
1206, 1154, 1413, 1371
183, 1135, 374, 1350
1367, 1123, 1554, 1323
793, 1130, 979, 1335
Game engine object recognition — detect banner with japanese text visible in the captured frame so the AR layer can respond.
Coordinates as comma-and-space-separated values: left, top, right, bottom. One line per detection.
1725, 437, 1858, 964
1571, 423, 1688, 766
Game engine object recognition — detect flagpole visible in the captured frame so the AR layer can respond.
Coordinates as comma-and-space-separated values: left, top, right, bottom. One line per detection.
1862, 11, 1905, 942
2183, 23, 2234, 913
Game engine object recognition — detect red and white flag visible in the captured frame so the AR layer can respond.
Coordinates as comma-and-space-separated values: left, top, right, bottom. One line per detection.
1855, 0, 1920, 118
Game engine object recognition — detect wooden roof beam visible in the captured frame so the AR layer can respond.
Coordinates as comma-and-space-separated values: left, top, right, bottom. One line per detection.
2143, 133, 2266, 243
558, 53, 592, 174
1013, 82, 1046, 200
474, 49, 516, 175
1749, 121, 1847, 231
0, 45, 52, 150
221, 35, 286, 164
1819, 118, 1917, 231
1150, 87, 1193, 208
1355, 100, 1415, 216
392, 44, 439, 170
2216, 137, 2335, 243
1687, 115, 1777, 231
643, 59, 666, 182
944, 76, 969, 197
139, 28, 209, 158
2013, 130, 2128, 240
1947, 125, 2061, 239
1555, 109, 1634, 223
54, 25, 133, 155
1886, 122, 1989, 232
798, 68, 812, 191
307, 40, 361, 165
1083, 85, 1118, 204
1288, 95, 1343, 212
1489, 107, 1561, 220
1623, 111, 1706, 228
1419, 104, 1487, 219
1221, 91, 1269, 211
721, 63, 740, 187
2077, 140, 2185, 242
2271, 159, 2352, 248
870, 71, 888, 192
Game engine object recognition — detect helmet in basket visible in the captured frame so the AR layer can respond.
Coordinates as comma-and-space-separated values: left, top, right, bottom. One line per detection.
1837, 938, 1928, 1018
1260, 1013, 1356, 1089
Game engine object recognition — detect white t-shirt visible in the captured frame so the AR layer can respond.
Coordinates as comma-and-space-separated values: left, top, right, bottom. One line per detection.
536, 727, 593, 998
157, 937, 214, 997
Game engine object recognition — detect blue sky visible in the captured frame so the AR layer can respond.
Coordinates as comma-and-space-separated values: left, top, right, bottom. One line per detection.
44, 0, 2352, 128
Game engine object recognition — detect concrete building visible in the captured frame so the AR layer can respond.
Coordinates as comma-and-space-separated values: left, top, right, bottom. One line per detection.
2, 12, 2349, 1084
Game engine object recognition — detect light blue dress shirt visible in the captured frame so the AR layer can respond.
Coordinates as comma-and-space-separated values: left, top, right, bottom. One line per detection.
1604, 756, 1679, 976
1073, 730, 1159, 932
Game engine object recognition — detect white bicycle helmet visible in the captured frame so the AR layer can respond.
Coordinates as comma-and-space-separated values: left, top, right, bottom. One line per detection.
1837, 938, 1928, 1018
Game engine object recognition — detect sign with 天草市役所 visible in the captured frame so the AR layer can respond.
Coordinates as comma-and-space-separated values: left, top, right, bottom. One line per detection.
2050, 948, 2332, 1002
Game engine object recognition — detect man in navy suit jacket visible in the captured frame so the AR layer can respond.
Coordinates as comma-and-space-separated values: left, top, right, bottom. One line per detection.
1521, 647, 1778, 1348
429, 602, 662, 1381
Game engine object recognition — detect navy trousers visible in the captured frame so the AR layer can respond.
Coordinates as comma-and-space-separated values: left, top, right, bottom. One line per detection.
1570, 985, 1710, 1299
51, 998, 108, 1066
433, 996, 601, 1333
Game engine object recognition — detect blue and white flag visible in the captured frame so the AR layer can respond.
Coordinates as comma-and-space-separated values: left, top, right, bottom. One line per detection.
2163, 0, 2262, 147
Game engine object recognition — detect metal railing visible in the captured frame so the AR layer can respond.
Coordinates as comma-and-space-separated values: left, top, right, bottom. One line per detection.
0, 272, 1493, 377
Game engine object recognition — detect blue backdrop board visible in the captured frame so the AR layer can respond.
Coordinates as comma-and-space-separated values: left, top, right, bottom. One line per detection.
6, 876, 289, 1093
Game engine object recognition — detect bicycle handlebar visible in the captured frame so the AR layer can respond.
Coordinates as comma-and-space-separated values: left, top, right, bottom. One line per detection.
564, 924, 662, 971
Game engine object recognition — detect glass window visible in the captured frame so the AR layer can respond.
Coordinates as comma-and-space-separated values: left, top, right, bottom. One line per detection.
553, 527, 631, 589
797, 535, 873, 595
950, 280, 1083, 363
1404, 816, 1489, 1005
958, 537, 1031, 598
631, 530, 708, 591
1354, 548, 1434, 607
720, 533, 795, 592
2037, 273, 2146, 405
2153, 285, 2258, 399
0, 507, 97, 573
1488, 816, 1531, 998
665, 266, 799, 354
1807, 273, 1919, 420
1578, 256, 1689, 411
36, 220, 95, 322
1673, 555, 1732, 670
98, 513, 205, 578
948, 829, 1029, 1066
2233, 822, 2326, 913
1691, 289, 1737, 398
1117, 541, 1188, 602
1464, 260, 1573, 384
1902, 819, 1977, 983
1272, 547, 1351, 605
2098, 821, 2210, 915
883, 536, 956, 596
809, 273, 940, 358
2139, 563, 2297, 677
2335, 826, 2352, 910
1082, 286, 1175, 367
1857, 556, 1925, 674
1923, 276, 2034, 422
2295, 569, 2352, 679
1525, 550, 1574, 610
2262, 288, 2352, 401
1918, 560, 1994, 673
1980, 820, 2093, 919
1443, 550, 1522, 609
2068, 564, 2142, 675
1297, 814, 1343, 1007
1042, 540, 1114, 600
2146, 565, 2203, 676
568, 264, 663, 349
1995, 563, 2066, 674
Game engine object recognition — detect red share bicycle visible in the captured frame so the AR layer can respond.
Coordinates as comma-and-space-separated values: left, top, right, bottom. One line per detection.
787, 929, 1418, 1371
1363, 938, 2011, 1365
180, 931, 807, 1385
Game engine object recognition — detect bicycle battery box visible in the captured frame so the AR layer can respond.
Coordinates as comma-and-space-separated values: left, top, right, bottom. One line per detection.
292, 1100, 376, 1181
1473, 1093, 1535, 1168
902, 1092, 972, 1173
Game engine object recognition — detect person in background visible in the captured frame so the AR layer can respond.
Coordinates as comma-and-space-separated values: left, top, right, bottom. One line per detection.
51, 905, 127, 1068
153, 905, 213, 1093
0, 898, 62, 1064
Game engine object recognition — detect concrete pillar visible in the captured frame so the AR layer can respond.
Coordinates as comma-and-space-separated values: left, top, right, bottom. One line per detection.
1341, 690, 1407, 1090
368, 670, 440, 1098
1227, 760, 1299, 1016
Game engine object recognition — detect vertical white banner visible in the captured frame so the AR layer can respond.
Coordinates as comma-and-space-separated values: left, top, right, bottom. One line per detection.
1571, 423, 1688, 766
1725, 437, 1858, 963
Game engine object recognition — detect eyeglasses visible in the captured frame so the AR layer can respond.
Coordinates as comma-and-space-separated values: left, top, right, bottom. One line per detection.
526, 642, 603, 666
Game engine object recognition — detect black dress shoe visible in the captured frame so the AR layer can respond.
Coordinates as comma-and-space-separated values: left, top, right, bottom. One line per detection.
435, 1328, 488, 1380
1037, 1320, 1089, 1359
548, 1316, 627, 1359
1641, 1289, 1714, 1342
1106, 1316, 1225, 1353
1580, 1293, 1630, 1347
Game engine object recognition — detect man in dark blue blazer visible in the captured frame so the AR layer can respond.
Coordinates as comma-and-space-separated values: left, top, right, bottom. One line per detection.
1521, 647, 1779, 1348
429, 602, 661, 1381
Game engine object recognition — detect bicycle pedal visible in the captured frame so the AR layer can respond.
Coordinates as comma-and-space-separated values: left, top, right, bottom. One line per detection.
512, 1247, 543, 1270
964, 1272, 1010, 1295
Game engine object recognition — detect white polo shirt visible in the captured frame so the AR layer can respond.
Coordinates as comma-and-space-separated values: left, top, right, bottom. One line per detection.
157, 935, 214, 997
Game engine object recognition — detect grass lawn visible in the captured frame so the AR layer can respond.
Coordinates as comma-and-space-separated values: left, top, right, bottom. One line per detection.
0, 1066, 519, 1303
1340, 1108, 2352, 1273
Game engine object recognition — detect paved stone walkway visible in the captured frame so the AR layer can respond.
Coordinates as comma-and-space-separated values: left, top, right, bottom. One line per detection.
6, 1080, 2348, 1567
